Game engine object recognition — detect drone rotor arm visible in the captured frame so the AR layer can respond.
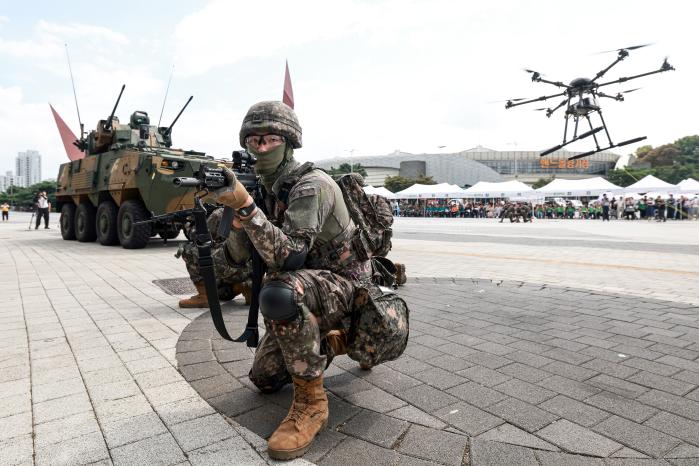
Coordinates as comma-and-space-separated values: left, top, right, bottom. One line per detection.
590, 56, 625, 83
596, 91, 623, 101
597, 62, 675, 88
505, 91, 567, 109
536, 77, 571, 89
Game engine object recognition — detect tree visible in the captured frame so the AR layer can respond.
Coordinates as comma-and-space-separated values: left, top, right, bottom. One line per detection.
327, 163, 367, 177
414, 175, 436, 185
642, 144, 682, 168
674, 135, 699, 164
383, 176, 415, 193
635, 145, 653, 159
606, 167, 652, 187
532, 177, 554, 189
0, 180, 58, 209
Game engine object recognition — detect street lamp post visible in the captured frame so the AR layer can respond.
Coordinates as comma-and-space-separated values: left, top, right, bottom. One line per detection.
506, 142, 519, 179
345, 149, 355, 173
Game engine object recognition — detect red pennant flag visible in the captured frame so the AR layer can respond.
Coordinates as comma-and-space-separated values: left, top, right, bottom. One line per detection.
283, 60, 294, 109
50, 104, 84, 161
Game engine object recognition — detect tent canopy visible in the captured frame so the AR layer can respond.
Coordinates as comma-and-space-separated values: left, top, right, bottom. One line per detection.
394, 183, 467, 198
463, 180, 533, 198
624, 175, 676, 192
536, 177, 622, 196
677, 178, 699, 193
363, 185, 396, 199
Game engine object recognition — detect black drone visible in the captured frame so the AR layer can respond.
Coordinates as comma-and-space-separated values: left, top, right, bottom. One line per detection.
504, 44, 675, 160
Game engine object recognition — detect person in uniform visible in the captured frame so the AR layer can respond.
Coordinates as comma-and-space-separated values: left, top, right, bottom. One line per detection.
213, 101, 373, 460
177, 207, 253, 308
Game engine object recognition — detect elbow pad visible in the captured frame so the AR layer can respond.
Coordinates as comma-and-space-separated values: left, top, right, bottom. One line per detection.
282, 244, 308, 271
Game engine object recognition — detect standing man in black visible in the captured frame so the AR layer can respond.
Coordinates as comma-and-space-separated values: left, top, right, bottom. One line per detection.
35, 191, 50, 229
601, 194, 610, 221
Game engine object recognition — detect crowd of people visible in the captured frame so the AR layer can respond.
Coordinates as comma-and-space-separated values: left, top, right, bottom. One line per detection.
390, 194, 699, 221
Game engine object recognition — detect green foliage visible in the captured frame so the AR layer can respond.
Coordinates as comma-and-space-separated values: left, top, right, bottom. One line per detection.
383, 176, 415, 193
532, 177, 554, 189
383, 174, 437, 193
327, 163, 367, 177
0, 180, 57, 209
674, 135, 699, 164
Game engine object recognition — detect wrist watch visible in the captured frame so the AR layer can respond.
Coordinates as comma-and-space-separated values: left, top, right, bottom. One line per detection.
236, 202, 257, 218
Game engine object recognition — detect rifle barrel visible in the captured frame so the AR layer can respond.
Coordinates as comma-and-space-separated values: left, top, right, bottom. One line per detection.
105, 84, 126, 131
164, 96, 193, 137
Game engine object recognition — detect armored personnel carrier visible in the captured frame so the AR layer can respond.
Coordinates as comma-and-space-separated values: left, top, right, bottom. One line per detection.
56, 85, 224, 249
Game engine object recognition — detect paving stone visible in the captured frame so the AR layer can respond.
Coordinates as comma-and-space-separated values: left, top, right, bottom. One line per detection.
397, 383, 459, 413
447, 382, 508, 408
235, 403, 288, 439
498, 362, 551, 383
588, 374, 650, 398
187, 436, 266, 466
178, 361, 227, 382
458, 365, 512, 387
169, 413, 234, 452
33, 392, 92, 425
339, 409, 409, 448
325, 372, 375, 398
486, 397, 558, 433
412, 367, 468, 390
0, 434, 33, 466
477, 423, 559, 451
610, 447, 650, 458
102, 412, 169, 448
93, 394, 153, 423
304, 430, 348, 464
111, 432, 186, 466
628, 371, 696, 396
644, 411, 699, 447
541, 348, 594, 366
134, 366, 184, 389
537, 419, 622, 457
0, 393, 30, 418
586, 391, 658, 423
35, 431, 109, 466
470, 439, 539, 466
539, 394, 610, 427
396, 425, 468, 465
638, 389, 699, 421
88, 380, 141, 403
426, 354, 473, 372
33, 411, 100, 448
504, 350, 555, 368
434, 402, 504, 436
207, 387, 265, 417
386, 405, 447, 429
327, 394, 362, 430
593, 416, 681, 458
582, 359, 640, 379
318, 437, 399, 466
344, 387, 408, 413
493, 378, 556, 404
663, 443, 699, 458
535, 451, 605, 465
156, 396, 217, 427
623, 358, 683, 377
541, 360, 597, 382
656, 356, 699, 374
538, 375, 602, 401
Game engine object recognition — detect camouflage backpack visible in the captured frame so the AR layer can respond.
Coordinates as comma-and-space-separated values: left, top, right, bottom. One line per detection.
347, 284, 409, 367
336, 173, 394, 260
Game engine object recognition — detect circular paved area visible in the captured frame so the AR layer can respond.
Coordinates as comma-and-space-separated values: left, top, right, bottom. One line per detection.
176, 278, 699, 466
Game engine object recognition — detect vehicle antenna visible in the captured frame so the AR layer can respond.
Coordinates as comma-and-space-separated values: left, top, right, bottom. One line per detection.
158, 64, 175, 128
64, 43, 84, 138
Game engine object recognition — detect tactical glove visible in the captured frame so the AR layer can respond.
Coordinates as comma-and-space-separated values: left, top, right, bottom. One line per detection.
214, 167, 252, 210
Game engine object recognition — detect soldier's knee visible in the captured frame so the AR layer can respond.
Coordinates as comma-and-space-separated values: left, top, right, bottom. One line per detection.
259, 281, 298, 321
249, 369, 291, 394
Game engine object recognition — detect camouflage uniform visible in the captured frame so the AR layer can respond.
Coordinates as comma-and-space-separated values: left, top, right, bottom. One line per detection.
225, 159, 371, 390
177, 207, 252, 292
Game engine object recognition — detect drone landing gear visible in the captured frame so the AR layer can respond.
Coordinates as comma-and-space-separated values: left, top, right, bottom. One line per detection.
567, 136, 647, 160
540, 125, 604, 156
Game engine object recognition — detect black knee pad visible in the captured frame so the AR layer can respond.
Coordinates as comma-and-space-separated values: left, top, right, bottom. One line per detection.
259, 281, 298, 321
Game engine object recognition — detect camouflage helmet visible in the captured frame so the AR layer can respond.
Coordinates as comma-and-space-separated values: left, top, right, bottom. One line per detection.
239, 101, 302, 149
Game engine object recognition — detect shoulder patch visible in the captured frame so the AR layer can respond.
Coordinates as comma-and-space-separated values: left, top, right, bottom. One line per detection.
291, 185, 319, 199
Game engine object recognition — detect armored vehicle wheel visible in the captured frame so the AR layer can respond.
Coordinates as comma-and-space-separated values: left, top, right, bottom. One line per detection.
117, 200, 151, 249
75, 203, 97, 242
159, 227, 181, 240
96, 201, 119, 246
60, 204, 77, 240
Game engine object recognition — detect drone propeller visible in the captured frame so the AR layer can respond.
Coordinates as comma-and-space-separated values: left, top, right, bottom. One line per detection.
533, 107, 548, 111
619, 88, 641, 94
487, 98, 527, 103
598, 43, 653, 54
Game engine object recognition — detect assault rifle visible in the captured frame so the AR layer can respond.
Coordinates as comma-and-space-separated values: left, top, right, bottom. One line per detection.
173, 150, 266, 347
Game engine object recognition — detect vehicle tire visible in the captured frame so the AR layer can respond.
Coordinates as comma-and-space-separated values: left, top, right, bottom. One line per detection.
159, 227, 181, 240
96, 201, 119, 245
75, 203, 97, 242
60, 204, 76, 240
117, 200, 151, 249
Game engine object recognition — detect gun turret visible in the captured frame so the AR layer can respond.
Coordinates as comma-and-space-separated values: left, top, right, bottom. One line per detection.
104, 84, 125, 132
159, 96, 193, 147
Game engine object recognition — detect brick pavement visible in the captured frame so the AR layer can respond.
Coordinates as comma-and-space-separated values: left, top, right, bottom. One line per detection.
2, 213, 698, 465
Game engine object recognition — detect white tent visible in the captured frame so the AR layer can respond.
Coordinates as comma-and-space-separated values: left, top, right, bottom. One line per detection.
394, 183, 467, 199
624, 175, 676, 193
677, 178, 699, 193
463, 180, 533, 198
536, 177, 623, 196
363, 186, 396, 199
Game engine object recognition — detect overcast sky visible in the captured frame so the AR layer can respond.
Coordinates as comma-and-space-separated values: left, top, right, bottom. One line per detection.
1, 0, 696, 179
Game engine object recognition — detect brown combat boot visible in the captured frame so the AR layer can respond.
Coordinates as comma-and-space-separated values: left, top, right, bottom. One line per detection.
178, 283, 208, 308
232, 282, 252, 305
394, 262, 407, 286
267, 376, 328, 460
325, 329, 348, 356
